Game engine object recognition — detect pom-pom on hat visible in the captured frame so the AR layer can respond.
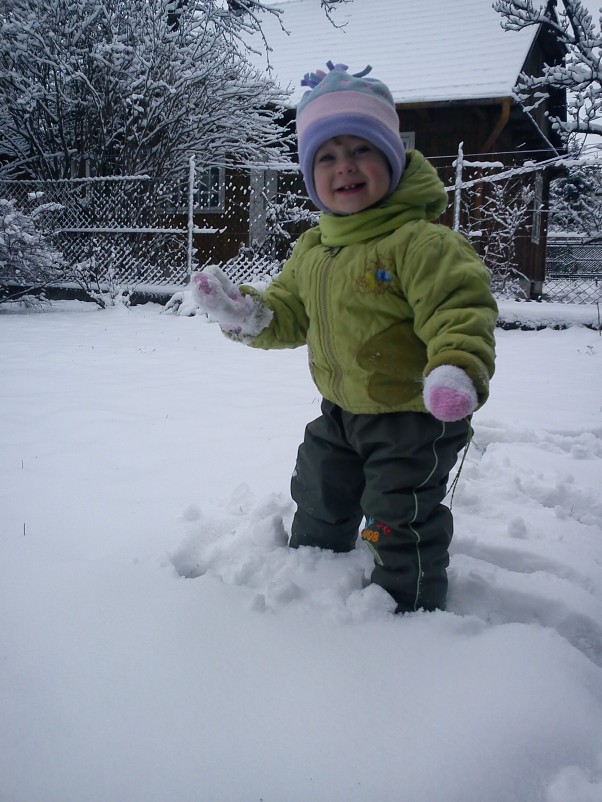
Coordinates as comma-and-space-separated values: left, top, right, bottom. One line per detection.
296, 61, 406, 212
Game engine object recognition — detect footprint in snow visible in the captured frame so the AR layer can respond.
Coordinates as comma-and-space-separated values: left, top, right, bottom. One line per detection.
171, 419, 602, 661
448, 555, 602, 668
170, 484, 393, 622
448, 423, 602, 667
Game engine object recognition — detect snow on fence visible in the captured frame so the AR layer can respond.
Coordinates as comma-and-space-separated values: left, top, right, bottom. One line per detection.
0, 159, 220, 290
449, 143, 602, 304
2, 152, 601, 303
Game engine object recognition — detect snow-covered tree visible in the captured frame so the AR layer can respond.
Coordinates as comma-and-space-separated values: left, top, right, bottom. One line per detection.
0, 0, 292, 180
256, 189, 319, 260
493, 0, 602, 140
549, 142, 602, 235
0, 198, 65, 303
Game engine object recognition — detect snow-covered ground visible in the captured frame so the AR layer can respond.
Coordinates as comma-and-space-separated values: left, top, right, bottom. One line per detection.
1, 299, 601, 802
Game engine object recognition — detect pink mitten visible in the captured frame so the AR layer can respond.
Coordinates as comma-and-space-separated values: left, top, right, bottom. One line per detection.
423, 365, 478, 422
189, 266, 272, 338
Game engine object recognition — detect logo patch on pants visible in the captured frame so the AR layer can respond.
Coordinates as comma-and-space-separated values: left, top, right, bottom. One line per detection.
361, 517, 393, 566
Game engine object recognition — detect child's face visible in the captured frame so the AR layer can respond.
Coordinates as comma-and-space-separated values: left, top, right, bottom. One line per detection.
313, 135, 391, 214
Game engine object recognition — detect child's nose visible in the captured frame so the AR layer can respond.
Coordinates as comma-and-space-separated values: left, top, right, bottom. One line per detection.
336, 157, 356, 173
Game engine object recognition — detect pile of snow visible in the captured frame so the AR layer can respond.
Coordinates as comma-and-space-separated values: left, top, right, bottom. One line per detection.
1, 301, 601, 802
497, 299, 601, 330
165, 290, 602, 331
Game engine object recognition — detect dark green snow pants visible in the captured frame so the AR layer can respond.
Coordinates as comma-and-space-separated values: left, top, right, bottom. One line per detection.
289, 399, 471, 613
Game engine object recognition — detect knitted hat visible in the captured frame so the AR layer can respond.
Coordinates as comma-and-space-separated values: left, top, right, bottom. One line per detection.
296, 61, 406, 212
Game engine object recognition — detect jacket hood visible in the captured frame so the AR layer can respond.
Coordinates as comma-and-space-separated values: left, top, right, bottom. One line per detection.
318, 150, 449, 248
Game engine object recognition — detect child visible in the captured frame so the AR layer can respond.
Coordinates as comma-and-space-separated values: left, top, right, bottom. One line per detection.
191, 61, 497, 613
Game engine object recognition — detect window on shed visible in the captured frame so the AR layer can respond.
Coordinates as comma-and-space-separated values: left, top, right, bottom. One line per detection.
196, 166, 225, 212
165, 166, 226, 213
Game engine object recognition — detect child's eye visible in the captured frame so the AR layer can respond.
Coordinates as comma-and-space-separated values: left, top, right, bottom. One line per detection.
354, 145, 371, 155
316, 152, 334, 163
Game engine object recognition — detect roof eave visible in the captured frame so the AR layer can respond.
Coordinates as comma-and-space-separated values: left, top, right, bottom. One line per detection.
393, 95, 515, 110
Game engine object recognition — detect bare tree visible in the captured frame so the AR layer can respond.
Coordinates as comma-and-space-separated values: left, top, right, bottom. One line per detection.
493, 0, 602, 140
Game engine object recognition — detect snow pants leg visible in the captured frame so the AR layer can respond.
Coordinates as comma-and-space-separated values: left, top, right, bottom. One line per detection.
289, 402, 365, 554
289, 399, 471, 612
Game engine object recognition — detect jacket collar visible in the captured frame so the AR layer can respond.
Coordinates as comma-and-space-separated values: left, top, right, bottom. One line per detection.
318, 151, 449, 248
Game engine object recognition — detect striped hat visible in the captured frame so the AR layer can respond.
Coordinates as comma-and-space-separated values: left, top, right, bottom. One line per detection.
296, 61, 406, 211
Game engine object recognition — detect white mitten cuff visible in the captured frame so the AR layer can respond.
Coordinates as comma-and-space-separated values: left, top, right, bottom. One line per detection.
423, 365, 478, 422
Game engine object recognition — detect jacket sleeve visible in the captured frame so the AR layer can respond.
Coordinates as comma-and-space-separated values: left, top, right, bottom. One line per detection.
402, 227, 498, 407
242, 231, 314, 350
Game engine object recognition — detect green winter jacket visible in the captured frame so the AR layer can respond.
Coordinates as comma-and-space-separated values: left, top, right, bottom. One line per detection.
246, 150, 497, 415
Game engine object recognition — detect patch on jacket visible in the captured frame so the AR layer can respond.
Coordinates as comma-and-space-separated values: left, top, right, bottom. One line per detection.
357, 321, 427, 406
352, 260, 395, 294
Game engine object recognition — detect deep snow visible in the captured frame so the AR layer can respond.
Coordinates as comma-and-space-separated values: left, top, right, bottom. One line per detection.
1, 299, 601, 802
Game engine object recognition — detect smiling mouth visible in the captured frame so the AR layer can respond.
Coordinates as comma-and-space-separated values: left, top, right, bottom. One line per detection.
335, 183, 365, 192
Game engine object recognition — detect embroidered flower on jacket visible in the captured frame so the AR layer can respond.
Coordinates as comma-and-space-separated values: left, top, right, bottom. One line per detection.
353, 263, 395, 294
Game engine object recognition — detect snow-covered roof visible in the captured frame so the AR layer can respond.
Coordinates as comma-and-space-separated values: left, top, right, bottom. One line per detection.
250, 0, 539, 106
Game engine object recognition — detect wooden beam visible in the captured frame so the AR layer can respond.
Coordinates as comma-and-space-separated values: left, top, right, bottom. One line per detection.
480, 98, 511, 153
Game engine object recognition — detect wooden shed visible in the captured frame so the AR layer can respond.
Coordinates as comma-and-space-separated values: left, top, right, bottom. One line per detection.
219, 0, 567, 296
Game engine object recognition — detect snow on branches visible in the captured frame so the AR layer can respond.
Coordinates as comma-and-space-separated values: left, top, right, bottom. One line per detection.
0, 0, 292, 181
0, 198, 65, 304
493, 0, 602, 139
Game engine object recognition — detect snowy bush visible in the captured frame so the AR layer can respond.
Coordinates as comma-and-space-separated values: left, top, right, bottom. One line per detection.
0, 198, 65, 305
457, 173, 535, 300
259, 190, 319, 261
70, 257, 134, 310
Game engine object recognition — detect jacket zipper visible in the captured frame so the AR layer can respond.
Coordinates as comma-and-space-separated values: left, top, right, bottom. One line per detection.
320, 248, 345, 405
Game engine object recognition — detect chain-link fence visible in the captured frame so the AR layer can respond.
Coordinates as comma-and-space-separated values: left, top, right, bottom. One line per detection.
448, 147, 602, 305
2, 161, 601, 303
544, 238, 602, 303
0, 174, 191, 288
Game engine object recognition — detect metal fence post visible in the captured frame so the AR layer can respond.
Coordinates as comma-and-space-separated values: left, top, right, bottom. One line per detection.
187, 154, 195, 275
453, 141, 464, 232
